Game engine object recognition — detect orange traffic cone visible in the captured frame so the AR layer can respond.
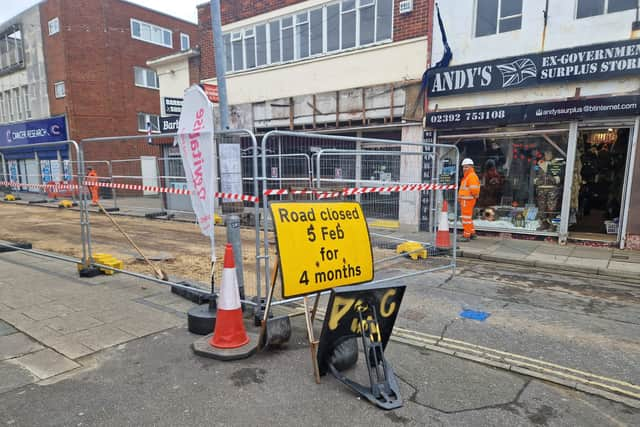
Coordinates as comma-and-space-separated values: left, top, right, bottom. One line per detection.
209, 243, 249, 349
436, 200, 451, 249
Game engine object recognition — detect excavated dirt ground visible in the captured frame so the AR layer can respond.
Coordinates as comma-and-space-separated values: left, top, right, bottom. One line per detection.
0, 203, 426, 297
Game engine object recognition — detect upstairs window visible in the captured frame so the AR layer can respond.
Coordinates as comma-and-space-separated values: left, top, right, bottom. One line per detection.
0, 25, 25, 75
48, 17, 60, 35
223, 0, 394, 73
13, 87, 23, 121
22, 85, 31, 119
576, 0, 636, 18
3, 91, 11, 121
134, 66, 159, 89
130, 19, 172, 48
475, 0, 523, 37
180, 33, 190, 50
54, 81, 65, 98
137, 113, 160, 132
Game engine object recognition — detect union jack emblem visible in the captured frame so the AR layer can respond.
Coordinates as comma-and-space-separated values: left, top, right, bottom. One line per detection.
496, 58, 537, 88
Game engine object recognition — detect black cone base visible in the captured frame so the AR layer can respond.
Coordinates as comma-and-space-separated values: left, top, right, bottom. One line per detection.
188, 304, 217, 335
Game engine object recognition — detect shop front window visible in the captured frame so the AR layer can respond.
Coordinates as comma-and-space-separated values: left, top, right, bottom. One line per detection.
448, 133, 568, 233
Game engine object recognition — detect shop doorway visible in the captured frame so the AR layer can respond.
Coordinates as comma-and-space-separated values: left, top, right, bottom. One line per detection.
570, 127, 630, 241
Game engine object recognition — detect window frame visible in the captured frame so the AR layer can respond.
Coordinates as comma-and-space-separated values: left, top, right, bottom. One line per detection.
13, 87, 22, 121
180, 33, 190, 50
137, 112, 161, 133
48, 17, 60, 36
222, 0, 394, 74
133, 66, 159, 90
130, 18, 173, 48
575, 0, 637, 19
22, 85, 30, 119
474, 0, 523, 38
4, 90, 13, 121
0, 25, 25, 75
54, 81, 65, 99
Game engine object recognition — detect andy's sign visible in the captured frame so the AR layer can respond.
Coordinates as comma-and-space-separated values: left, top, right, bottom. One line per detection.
427, 38, 640, 97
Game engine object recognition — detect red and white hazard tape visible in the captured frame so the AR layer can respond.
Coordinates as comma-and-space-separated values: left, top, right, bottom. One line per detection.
0, 181, 79, 191
2, 179, 454, 203
263, 183, 456, 199
0, 180, 259, 202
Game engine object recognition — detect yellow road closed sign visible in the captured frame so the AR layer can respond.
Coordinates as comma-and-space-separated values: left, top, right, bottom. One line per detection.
270, 201, 374, 299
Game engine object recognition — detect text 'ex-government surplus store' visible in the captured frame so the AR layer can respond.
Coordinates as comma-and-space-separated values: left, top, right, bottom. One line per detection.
426, 38, 640, 250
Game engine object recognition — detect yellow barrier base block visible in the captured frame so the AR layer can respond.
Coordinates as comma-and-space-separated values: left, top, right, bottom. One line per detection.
396, 241, 427, 260
368, 219, 400, 229
4, 194, 16, 201
58, 200, 75, 208
91, 253, 124, 275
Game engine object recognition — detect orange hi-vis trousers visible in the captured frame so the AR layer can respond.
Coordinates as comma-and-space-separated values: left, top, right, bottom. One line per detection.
89, 186, 99, 204
459, 198, 476, 238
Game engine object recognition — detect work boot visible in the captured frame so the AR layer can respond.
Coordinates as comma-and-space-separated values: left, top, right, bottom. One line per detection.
458, 236, 471, 242
470, 234, 478, 240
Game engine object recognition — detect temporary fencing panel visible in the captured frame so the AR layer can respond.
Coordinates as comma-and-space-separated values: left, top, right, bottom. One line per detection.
76, 130, 262, 303
0, 140, 93, 268
259, 131, 459, 306
1, 129, 457, 317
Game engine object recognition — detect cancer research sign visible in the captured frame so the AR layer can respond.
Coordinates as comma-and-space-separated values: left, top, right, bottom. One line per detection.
427, 39, 640, 97
175, 85, 217, 260
0, 116, 67, 147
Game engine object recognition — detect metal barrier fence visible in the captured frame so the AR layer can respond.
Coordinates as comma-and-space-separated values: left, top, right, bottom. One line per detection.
1, 129, 457, 314
76, 130, 262, 303
259, 131, 459, 305
0, 140, 92, 268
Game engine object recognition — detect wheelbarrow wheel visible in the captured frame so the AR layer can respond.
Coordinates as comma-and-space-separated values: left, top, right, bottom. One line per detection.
329, 337, 358, 372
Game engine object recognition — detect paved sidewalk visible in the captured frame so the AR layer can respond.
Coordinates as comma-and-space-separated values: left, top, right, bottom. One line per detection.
0, 251, 196, 392
458, 237, 640, 280
1, 250, 638, 424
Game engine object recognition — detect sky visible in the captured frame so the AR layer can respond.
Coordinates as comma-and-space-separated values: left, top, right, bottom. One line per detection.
1, 0, 201, 25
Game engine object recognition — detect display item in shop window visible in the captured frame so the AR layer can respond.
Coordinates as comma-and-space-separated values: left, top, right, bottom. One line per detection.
512, 212, 526, 228
479, 159, 504, 207
458, 158, 481, 241
482, 208, 496, 221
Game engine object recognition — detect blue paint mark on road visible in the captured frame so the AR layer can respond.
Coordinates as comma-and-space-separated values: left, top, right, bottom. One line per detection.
460, 309, 490, 321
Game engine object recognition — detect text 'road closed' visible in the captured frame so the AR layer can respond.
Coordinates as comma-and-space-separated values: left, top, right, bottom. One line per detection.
270, 201, 373, 298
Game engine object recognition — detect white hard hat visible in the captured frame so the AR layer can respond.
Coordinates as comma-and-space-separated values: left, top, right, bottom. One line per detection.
462, 158, 474, 166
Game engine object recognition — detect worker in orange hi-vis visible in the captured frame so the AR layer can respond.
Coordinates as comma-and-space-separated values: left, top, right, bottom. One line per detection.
458, 158, 480, 242
86, 167, 99, 206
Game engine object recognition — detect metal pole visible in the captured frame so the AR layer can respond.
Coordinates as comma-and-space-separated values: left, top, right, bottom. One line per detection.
558, 122, 578, 245
0, 153, 6, 181
56, 150, 62, 185
109, 160, 117, 210
210, 0, 230, 130
619, 117, 639, 249
226, 215, 245, 305
34, 151, 40, 187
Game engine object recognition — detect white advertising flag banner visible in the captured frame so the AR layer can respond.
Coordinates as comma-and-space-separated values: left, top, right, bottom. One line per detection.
175, 85, 217, 261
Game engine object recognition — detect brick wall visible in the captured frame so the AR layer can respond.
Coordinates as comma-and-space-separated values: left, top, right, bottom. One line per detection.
197, 0, 431, 80
40, 0, 198, 162
189, 56, 201, 86
197, 4, 215, 81
394, 0, 430, 43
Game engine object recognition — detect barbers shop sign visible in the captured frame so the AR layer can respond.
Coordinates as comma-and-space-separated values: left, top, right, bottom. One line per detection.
427, 39, 640, 97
